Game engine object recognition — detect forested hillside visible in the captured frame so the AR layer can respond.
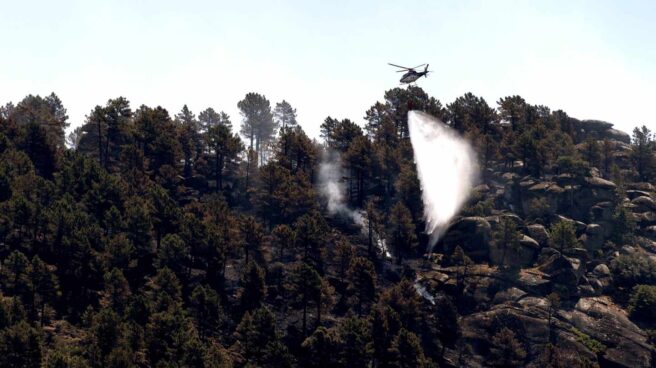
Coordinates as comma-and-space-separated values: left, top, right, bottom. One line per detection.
0, 87, 654, 367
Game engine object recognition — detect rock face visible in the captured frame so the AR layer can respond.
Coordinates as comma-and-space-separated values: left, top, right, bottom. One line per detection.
574, 119, 631, 144
583, 224, 605, 251
565, 297, 655, 368
454, 295, 654, 368
429, 123, 655, 368
632, 196, 656, 212
538, 255, 584, 290
526, 224, 549, 246
440, 216, 491, 261
489, 235, 540, 268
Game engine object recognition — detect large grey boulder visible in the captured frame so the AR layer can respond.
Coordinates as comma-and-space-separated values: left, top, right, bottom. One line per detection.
631, 196, 656, 212
583, 223, 605, 251
538, 255, 584, 288
441, 217, 491, 261
526, 224, 549, 246
566, 297, 655, 368
489, 235, 540, 268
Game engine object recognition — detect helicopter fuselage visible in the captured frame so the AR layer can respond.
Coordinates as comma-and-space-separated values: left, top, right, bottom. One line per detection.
400, 71, 425, 84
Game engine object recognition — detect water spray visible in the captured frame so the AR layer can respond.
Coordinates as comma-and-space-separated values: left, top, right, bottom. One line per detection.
407, 110, 478, 251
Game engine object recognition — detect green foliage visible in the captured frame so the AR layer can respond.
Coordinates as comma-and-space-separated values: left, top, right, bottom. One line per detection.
389, 328, 427, 368
526, 197, 552, 222
301, 326, 340, 368
549, 220, 580, 254
347, 257, 377, 315
288, 262, 322, 334
628, 285, 656, 322
239, 261, 266, 312
611, 205, 636, 245
0, 321, 43, 368
493, 217, 522, 269
238, 92, 275, 165
555, 155, 590, 179
631, 125, 655, 182
489, 327, 526, 367
610, 253, 656, 289
388, 202, 417, 265
571, 327, 606, 354
0, 87, 651, 367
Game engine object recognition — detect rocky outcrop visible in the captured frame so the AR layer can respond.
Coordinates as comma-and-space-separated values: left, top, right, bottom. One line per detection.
581, 223, 605, 251
564, 297, 655, 368
489, 235, 540, 268
631, 196, 656, 212
538, 255, 584, 291
574, 119, 631, 144
441, 217, 491, 261
454, 295, 654, 368
526, 224, 549, 246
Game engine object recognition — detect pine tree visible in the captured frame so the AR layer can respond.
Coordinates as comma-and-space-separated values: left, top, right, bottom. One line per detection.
388, 202, 417, 265
631, 125, 655, 182
29, 256, 59, 325
389, 328, 428, 368
347, 257, 377, 315
288, 262, 322, 336
273, 100, 298, 130
239, 261, 266, 312
549, 220, 579, 255
489, 327, 526, 367
238, 93, 275, 165
206, 123, 243, 192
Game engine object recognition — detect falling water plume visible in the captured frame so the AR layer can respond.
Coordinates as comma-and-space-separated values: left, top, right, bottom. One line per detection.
408, 110, 478, 251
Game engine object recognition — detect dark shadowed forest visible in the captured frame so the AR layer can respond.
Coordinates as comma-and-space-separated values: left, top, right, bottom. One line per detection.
0, 87, 654, 367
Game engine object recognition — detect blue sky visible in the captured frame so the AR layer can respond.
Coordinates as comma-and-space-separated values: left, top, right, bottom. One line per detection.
1, 0, 654, 137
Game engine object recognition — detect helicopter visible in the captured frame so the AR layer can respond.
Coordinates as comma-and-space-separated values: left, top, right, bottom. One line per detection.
388, 63, 431, 84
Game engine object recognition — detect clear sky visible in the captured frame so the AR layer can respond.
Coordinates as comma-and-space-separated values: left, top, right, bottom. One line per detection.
1, 0, 654, 138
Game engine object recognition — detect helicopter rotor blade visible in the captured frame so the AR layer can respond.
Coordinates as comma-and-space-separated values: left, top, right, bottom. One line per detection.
409, 63, 426, 70
388, 63, 411, 70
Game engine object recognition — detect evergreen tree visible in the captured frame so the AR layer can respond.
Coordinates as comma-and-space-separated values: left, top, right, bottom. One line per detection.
388, 202, 417, 265
239, 261, 266, 312
631, 125, 655, 182
336, 316, 372, 368
493, 218, 522, 269
549, 220, 579, 254
347, 257, 377, 315
273, 100, 298, 130
199, 107, 232, 131
301, 326, 340, 368
0, 321, 43, 368
234, 307, 278, 365
389, 328, 428, 368
238, 93, 275, 165
288, 262, 322, 336
189, 285, 224, 340
489, 327, 526, 367
206, 123, 243, 191
29, 256, 59, 325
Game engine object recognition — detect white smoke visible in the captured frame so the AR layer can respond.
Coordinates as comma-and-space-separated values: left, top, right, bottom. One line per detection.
318, 150, 351, 217
408, 110, 478, 249
318, 150, 391, 258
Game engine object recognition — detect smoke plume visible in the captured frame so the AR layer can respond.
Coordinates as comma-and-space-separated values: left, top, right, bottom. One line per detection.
318, 150, 391, 258
408, 110, 478, 250
318, 150, 353, 218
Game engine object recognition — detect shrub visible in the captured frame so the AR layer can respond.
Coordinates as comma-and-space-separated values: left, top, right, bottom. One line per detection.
628, 285, 656, 322
610, 254, 656, 289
